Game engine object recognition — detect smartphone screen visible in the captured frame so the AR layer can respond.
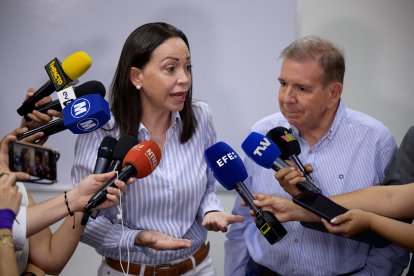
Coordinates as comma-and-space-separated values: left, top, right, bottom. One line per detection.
293, 191, 348, 221
9, 141, 58, 182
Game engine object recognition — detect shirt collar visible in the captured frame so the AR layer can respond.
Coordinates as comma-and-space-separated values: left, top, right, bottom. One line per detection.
290, 99, 346, 141
138, 111, 181, 138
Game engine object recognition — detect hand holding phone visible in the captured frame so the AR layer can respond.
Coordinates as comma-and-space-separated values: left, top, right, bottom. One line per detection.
8, 140, 59, 183
293, 191, 391, 247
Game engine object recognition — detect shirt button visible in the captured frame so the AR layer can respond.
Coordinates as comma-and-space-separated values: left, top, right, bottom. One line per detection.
308, 149, 313, 154
291, 268, 296, 273
294, 238, 299, 243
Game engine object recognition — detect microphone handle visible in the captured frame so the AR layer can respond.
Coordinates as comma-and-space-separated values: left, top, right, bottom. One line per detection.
84, 165, 136, 212
234, 182, 261, 213
17, 80, 55, 116
107, 160, 122, 172
93, 158, 112, 175
24, 100, 62, 122
17, 118, 66, 140
82, 156, 113, 226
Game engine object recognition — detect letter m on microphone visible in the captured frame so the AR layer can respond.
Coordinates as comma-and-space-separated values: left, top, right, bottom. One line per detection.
63, 94, 110, 134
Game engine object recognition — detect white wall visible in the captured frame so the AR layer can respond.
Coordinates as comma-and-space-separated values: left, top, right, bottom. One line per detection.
299, 0, 414, 144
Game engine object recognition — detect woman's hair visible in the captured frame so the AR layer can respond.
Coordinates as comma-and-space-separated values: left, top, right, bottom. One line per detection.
110, 22, 196, 143
280, 36, 345, 87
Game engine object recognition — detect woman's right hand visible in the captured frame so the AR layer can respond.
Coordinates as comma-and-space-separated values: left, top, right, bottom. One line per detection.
135, 230, 192, 250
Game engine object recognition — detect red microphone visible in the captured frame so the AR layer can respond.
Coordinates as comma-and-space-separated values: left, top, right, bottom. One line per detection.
84, 140, 161, 212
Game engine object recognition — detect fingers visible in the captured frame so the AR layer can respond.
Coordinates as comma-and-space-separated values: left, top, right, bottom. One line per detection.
93, 171, 117, 182
34, 95, 52, 108
20, 132, 45, 144
304, 163, 313, 173
14, 171, 31, 181
228, 215, 245, 224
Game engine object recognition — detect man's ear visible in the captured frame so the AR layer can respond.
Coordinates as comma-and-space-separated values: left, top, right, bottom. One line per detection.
328, 82, 343, 108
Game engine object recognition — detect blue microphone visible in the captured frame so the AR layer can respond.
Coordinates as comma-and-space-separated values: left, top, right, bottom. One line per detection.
17, 94, 110, 140
242, 132, 321, 193
205, 141, 287, 244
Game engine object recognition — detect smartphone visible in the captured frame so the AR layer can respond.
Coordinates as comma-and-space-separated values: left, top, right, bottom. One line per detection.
293, 191, 348, 221
9, 140, 59, 182
293, 191, 391, 248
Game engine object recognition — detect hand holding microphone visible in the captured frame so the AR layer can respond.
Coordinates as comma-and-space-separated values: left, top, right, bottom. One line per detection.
204, 141, 287, 244
84, 140, 162, 213
24, 80, 106, 122
17, 93, 110, 141
266, 127, 321, 194
17, 51, 92, 117
242, 131, 320, 196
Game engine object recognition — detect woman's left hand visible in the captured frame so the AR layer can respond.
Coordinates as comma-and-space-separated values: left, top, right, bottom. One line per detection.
202, 211, 244, 232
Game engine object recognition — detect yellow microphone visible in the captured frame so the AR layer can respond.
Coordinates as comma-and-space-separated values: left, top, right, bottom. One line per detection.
17, 51, 92, 116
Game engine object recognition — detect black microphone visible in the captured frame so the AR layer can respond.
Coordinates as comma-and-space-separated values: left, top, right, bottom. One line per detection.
106, 135, 138, 172
82, 135, 118, 226
266, 127, 321, 193
24, 80, 106, 121
93, 136, 117, 174
242, 132, 321, 194
17, 52, 92, 116
84, 140, 162, 213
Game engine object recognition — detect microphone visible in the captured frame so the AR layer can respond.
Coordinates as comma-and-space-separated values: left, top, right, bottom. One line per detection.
84, 140, 162, 212
26, 80, 106, 121
93, 136, 118, 174
106, 135, 139, 172
17, 51, 92, 116
82, 135, 118, 226
266, 127, 321, 193
241, 132, 321, 193
204, 141, 287, 244
17, 94, 110, 140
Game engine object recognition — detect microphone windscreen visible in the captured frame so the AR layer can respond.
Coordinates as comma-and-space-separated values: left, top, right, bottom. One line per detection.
204, 141, 248, 190
242, 132, 281, 169
75, 80, 106, 98
123, 140, 161, 178
113, 135, 138, 161
98, 136, 117, 159
63, 94, 110, 134
61, 51, 92, 81
266, 127, 300, 159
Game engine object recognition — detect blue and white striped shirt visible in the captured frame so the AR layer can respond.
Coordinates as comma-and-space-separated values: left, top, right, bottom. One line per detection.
71, 101, 223, 265
225, 101, 409, 275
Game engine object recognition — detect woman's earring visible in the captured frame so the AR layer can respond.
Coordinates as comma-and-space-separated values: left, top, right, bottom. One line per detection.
136, 85, 141, 91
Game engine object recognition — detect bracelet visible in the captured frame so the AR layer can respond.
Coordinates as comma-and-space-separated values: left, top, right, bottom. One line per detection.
64, 191, 76, 229
0, 209, 16, 230
0, 233, 14, 248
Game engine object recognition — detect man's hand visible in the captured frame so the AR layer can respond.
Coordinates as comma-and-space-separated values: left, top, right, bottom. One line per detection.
274, 162, 314, 197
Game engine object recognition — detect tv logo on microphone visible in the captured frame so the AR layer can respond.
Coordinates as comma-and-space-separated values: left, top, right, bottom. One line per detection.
45, 58, 68, 90
216, 152, 238, 167
77, 118, 99, 132
253, 137, 271, 156
70, 98, 91, 118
